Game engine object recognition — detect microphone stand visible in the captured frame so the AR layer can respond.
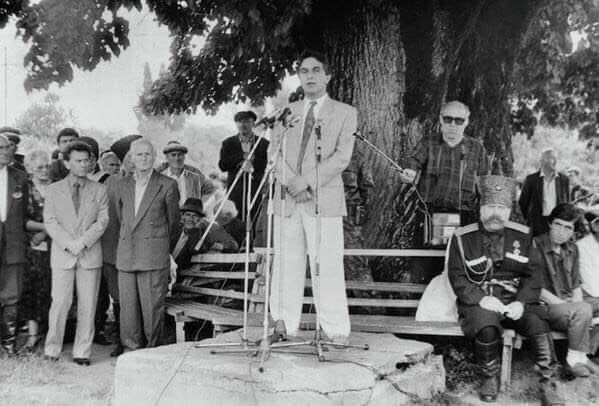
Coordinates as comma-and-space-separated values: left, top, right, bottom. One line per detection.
194, 117, 278, 351
194, 114, 292, 362
353, 131, 432, 241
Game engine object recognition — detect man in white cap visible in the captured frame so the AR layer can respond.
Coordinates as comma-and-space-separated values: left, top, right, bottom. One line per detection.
448, 175, 562, 404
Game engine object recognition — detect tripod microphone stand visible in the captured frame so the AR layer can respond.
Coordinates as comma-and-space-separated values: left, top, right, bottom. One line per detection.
194, 118, 278, 351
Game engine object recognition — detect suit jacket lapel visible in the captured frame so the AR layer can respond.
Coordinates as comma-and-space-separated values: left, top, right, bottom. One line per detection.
535, 172, 543, 206
133, 171, 162, 230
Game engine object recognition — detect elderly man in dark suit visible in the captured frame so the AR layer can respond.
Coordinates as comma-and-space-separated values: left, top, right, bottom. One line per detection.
519, 148, 570, 236
116, 138, 180, 350
218, 111, 269, 223
0, 134, 29, 355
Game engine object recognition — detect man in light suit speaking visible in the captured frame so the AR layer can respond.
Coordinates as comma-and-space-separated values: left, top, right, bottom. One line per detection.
43, 141, 109, 365
270, 50, 357, 343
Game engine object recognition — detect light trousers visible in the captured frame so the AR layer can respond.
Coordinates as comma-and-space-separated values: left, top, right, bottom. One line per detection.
547, 301, 593, 353
270, 206, 350, 338
44, 265, 101, 358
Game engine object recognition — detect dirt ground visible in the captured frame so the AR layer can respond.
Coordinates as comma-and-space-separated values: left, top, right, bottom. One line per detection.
1, 334, 599, 405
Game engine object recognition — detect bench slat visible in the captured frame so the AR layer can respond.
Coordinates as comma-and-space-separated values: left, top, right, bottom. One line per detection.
191, 253, 262, 263
173, 285, 420, 308
180, 270, 257, 279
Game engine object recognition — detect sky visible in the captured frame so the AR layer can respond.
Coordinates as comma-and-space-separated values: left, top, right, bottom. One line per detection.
0, 8, 252, 134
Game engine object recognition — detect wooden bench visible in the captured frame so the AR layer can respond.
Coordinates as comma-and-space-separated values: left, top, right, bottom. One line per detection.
164, 249, 566, 391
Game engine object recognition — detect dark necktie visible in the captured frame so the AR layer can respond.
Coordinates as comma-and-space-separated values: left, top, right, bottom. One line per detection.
72, 182, 80, 215
297, 101, 317, 174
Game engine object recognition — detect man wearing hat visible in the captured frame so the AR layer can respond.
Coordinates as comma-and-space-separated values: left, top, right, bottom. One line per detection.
172, 198, 238, 270
448, 175, 562, 404
49, 128, 80, 182
0, 127, 26, 172
218, 111, 269, 224
161, 141, 210, 207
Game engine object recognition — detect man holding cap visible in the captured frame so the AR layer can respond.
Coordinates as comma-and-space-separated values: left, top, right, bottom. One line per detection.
448, 175, 561, 404
161, 140, 210, 207
219, 111, 269, 223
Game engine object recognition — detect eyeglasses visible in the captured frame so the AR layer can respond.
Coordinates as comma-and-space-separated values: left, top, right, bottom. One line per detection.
442, 116, 466, 125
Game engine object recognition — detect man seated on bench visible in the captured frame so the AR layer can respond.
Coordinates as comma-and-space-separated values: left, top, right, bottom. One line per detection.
530, 203, 599, 377
448, 175, 562, 404
578, 206, 599, 354
173, 198, 239, 271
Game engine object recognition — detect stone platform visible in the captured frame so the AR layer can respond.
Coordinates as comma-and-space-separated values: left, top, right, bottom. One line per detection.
113, 328, 445, 405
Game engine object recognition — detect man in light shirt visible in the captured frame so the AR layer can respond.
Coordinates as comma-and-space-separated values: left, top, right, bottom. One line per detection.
578, 207, 599, 355
519, 148, 570, 236
115, 138, 180, 351
269, 50, 356, 344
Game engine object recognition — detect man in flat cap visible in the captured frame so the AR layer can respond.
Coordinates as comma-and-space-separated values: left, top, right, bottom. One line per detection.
160, 141, 212, 207
448, 175, 562, 404
219, 111, 269, 227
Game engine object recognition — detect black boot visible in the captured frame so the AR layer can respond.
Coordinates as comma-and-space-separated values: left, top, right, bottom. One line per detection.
475, 339, 500, 402
110, 303, 124, 357
1, 306, 19, 356
532, 334, 565, 406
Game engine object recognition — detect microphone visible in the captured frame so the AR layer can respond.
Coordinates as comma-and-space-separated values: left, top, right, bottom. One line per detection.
255, 107, 292, 128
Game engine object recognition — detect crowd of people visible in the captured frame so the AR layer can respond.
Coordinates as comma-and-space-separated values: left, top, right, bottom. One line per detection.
2, 50, 599, 406
0, 124, 251, 363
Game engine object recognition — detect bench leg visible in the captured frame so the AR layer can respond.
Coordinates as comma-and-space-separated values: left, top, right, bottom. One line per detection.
175, 321, 186, 343
500, 338, 514, 392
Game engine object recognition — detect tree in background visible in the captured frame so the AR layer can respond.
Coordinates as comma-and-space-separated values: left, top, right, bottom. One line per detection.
14, 92, 76, 139
135, 62, 185, 146
513, 0, 599, 133
2, 0, 598, 278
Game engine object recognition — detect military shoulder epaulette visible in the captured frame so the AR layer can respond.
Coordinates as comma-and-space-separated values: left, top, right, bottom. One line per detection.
454, 223, 479, 236
505, 221, 530, 234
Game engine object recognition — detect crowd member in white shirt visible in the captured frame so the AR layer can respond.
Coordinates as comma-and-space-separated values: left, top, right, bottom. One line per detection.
578, 207, 599, 355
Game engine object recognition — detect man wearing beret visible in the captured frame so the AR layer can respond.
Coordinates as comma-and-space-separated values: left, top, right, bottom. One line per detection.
218, 111, 269, 226
49, 128, 79, 182
448, 175, 562, 404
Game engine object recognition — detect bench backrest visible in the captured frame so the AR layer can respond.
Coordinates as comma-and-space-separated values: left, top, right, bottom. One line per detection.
172, 249, 445, 313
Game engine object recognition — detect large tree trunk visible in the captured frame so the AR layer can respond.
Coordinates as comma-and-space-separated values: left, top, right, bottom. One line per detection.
299, 0, 543, 281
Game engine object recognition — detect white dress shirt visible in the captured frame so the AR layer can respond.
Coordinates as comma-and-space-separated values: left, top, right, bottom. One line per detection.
300, 94, 328, 135
0, 165, 7, 222
541, 171, 558, 216
134, 171, 152, 216
162, 168, 187, 206
577, 234, 599, 297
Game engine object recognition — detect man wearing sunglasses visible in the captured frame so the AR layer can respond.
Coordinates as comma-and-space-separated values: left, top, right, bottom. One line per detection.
401, 101, 489, 244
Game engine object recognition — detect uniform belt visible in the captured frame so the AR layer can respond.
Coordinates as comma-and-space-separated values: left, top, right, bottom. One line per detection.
482, 278, 520, 295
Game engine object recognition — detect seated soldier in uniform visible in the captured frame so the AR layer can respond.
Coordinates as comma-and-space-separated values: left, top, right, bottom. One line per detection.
448, 175, 562, 404
530, 203, 599, 377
